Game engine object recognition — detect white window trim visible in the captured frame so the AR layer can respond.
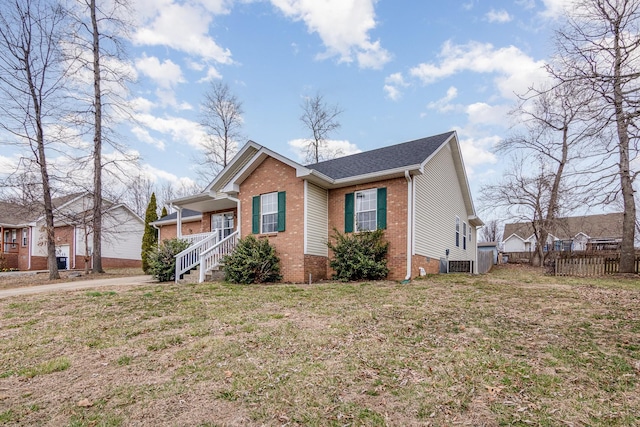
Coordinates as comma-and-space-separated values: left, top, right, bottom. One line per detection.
463, 222, 467, 250
261, 192, 278, 234
455, 216, 460, 247
355, 188, 377, 232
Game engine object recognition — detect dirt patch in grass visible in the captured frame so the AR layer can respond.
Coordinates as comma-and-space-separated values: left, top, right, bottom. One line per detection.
0, 268, 144, 290
0, 268, 639, 426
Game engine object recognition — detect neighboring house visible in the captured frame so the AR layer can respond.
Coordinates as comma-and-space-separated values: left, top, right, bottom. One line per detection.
0, 194, 144, 271
155, 131, 483, 282
501, 213, 624, 253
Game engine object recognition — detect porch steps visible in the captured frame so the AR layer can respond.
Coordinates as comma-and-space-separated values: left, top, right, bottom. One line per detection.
178, 266, 224, 284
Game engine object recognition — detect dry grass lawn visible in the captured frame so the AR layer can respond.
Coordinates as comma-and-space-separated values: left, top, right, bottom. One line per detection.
0, 264, 639, 426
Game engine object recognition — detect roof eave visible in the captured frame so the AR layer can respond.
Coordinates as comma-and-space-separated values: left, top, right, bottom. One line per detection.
150, 214, 203, 226
305, 164, 423, 189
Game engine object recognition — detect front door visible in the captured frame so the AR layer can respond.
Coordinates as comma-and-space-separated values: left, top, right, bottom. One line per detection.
211, 212, 234, 241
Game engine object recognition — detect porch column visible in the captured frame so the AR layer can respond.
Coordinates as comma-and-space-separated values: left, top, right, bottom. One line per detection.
0, 226, 3, 253
175, 206, 183, 238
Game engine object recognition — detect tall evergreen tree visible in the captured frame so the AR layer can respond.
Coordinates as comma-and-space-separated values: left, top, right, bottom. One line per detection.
161, 206, 168, 218
141, 193, 158, 273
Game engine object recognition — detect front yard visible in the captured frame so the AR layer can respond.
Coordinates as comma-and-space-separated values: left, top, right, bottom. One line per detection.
1, 265, 639, 426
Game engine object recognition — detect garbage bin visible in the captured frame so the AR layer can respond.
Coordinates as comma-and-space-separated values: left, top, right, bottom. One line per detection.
56, 256, 67, 270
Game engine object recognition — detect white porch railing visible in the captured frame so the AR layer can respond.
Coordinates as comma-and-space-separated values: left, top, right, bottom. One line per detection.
174, 231, 219, 282
182, 232, 214, 245
198, 230, 239, 283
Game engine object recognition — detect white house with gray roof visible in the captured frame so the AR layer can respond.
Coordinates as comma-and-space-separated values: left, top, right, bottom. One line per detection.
160, 130, 483, 282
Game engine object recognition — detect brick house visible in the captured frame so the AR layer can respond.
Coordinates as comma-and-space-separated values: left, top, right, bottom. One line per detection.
155, 131, 483, 282
0, 194, 143, 271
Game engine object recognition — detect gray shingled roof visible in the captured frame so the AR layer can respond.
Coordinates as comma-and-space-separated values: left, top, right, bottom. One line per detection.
305, 131, 454, 180
155, 208, 201, 223
0, 193, 85, 226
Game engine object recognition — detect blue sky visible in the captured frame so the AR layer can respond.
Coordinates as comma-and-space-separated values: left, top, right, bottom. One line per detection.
4, 0, 571, 208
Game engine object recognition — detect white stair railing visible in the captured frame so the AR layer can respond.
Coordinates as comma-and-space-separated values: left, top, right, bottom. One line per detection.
174, 231, 219, 282
198, 230, 239, 283
182, 232, 214, 245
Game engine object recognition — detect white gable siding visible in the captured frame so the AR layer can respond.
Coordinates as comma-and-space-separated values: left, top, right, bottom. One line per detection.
101, 207, 144, 260
503, 235, 526, 252
74, 207, 143, 260
75, 224, 92, 258
304, 181, 328, 257
414, 143, 475, 261
31, 225, 47, 257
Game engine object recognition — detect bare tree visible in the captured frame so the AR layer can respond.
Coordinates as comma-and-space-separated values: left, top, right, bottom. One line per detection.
491, 81, 597, 265
552, 0, 640, 272
480, 220, 503, 243
195, 82, 244, 181
157, 181, 201, 213
63, 0, 134, 273
0, 0, 68, 279
299, 93, 343, 163
120, 174, 154, 218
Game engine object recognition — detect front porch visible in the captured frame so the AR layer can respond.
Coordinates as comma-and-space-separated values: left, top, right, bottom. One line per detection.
175, 230, 238, 282
170, 193, 241, 283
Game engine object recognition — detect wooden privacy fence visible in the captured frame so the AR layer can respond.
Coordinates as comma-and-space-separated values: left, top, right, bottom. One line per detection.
554, 255, 640, 276
477, 250, 493, 274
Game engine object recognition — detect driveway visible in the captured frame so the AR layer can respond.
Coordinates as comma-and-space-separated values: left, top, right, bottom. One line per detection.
0, 275, 155, 298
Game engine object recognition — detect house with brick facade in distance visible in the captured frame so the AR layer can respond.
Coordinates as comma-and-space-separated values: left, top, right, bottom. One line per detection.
0, 193, 144, 271
157, 131, 483, 282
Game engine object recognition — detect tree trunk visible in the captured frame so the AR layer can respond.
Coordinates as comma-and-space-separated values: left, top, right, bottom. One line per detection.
22, 16, 59, 280
612, 27, 636, 273
90, 0, 103, 273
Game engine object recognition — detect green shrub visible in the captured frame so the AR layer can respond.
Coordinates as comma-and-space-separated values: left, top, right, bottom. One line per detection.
148, 238, 190, 282
222, 236, 281, 284
327, 228, 389, 281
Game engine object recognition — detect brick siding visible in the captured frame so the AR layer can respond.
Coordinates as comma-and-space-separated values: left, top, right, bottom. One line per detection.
239, 156, 306, 282
411, 254, 440, 276
327, 177, 409, 281
304, 254, 328, 282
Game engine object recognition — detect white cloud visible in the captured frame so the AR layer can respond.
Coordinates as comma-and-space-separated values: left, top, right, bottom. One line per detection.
131, 126, 166, 150
270, 0, 390, 69
516, 0, 536, 9
409, 40, 548, 100
457, 133, 500, 176
465, 102, 511, 126
485, 9, 512, 23
135, 55, 184, 89
130, 97, 156, 114
383, 72, 408, 101
539, 0, 571, 18
135, 114, 207, 151
383, 85, 402, 101
288, 138, 361, 163
132, 1, 232, 64
197, 66, 223, 83
428, 86, 459, 112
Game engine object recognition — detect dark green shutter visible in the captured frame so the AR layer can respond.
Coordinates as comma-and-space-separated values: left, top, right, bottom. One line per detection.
377, 187, 387, 230
252, 196, 260, 234
344, 193, 354, 232
277, 191, 286, 232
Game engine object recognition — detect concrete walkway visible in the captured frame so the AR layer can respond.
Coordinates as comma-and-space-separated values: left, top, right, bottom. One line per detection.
0, 275, 155, 299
